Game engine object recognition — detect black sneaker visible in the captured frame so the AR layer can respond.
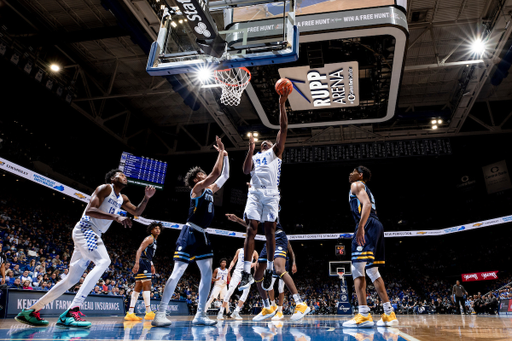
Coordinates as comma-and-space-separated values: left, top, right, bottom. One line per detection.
238, 271, 254, 291
262, 269, 275, 291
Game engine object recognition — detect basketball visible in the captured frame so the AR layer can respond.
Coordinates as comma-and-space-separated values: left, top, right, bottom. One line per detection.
275, 78, 293, 96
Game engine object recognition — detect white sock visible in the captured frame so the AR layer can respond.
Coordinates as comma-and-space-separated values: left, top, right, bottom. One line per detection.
235, 306, 241, 312
218, 307, 225, 315
129, 291, 140, 313
243, 261, 251, 273
278, 306, 283, 312
263, 299, 270, 308
271, 300, 276, 307
359, 305, 370, 317
267, 260, 274, 271
383, 301, 393, 315
293, 294, 302, 304
196, 259, 214, 314
143, 291, 151, 313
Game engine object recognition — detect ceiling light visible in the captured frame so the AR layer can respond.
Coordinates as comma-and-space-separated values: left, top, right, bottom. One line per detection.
437, 119, 443, 124
50, 64, 60, 72
471, 38, 486, 55
431, 119, 437, 124
247, 133, 251, 137
171, 21, 177, 27
432, 125, 438, 130
179, 19, 183, 24
196, 66, 213, 83
253, 132, 259, 137
254, 138, 259, 141
160, 5, 165, 10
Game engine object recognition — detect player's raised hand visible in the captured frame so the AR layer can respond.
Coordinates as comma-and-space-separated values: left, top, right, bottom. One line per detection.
248, 133, 255, 146
225, 213, 237, 222
116, 216, 132, 228
145, 186, 156, 198
279, 87, 291, 104
213, 135, 224, 152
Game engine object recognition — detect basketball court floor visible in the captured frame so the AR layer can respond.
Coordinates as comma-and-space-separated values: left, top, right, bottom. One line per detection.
1, 315, 511, 341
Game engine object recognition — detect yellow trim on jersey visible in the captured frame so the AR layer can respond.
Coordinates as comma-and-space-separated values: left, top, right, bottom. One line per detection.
356, 256, 375, 260
358, 252, 374, 255
373, 261, 385, 264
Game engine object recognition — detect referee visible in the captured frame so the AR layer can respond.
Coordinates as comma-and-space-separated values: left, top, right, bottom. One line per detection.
452, 280, 468, 314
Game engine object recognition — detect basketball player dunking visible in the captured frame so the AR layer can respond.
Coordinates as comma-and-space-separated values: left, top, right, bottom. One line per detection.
152, 136, 229, 327
15, 170, 155, 327
125, 221, 162, 321
239, 90, 290, 291
343, 166, 398, 328
206, 259, 230, 317
219, 246, 259, 320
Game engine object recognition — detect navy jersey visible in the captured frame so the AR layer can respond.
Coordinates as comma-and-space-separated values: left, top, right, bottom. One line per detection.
349, 181, 379, 225
142, 236, 157, 262
187, 188, 214, 229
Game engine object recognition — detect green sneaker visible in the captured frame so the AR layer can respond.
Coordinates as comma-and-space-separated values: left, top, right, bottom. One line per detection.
14, 309, 49, 326
56, 307, 92, 328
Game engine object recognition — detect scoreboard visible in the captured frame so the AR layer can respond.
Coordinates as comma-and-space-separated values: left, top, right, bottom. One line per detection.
118, 152, 167, 190
283, 139, 451, 164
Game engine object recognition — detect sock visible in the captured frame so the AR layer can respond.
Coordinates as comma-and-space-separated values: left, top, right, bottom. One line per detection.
263, 299, 270, 309
129, 291, 140, 314
383, 301, 393, 315
235, 306, 241, 312
293, 294, 302, 304
267, 260, 274, 271
278, 306, 283, 312
142, 291, 151, 313
359, 305, 370, 317
244, 261, 252, 273
271, 300, 276, 307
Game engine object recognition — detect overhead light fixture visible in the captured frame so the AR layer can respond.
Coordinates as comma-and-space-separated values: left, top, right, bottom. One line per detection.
254, 138, 259, 142
160, 5, 165, 10
50, 64, 60, 72
247, 133, 252, 137
195, 65, 213, 84
431, 119, 437, 124
432, 125, 438, 130
179, 19, 183, 24
471, 38, 486, 56
171, 21, 177, 28
437, 119, 443, 124
253, 132, 259, 137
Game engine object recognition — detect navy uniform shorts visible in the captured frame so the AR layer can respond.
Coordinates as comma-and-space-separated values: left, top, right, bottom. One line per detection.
351, 217, 385, 269
174, 224, 214, 263
135, 259, 152, 281
259, 230, 288, 262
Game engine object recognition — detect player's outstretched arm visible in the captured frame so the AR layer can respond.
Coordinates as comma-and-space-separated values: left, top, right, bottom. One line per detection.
121, 186, 156, 217
225, 213, 246, 227
273, 91, 290, 158
85, 185, 131, 227
132, 235, 154, 274
243, 134, 255, 174
211, 150, 229, 193
351, 182, 372, 246
193, 136, 225, 196
228, 249, 239, 272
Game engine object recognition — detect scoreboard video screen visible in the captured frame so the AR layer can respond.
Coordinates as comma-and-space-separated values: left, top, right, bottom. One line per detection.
118, 152, 167, 190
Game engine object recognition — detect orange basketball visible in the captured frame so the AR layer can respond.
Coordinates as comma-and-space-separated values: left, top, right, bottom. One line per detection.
275, 78, 293, 96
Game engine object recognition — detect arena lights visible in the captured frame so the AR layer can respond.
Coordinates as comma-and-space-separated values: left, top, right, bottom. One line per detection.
179, 19, 183, 24
196, 65, 213, 83
432, 125, 438, 130
471, 38, 486, 56
431, 118, 442, 130
50, 64, 60, 72
171, 21, 177, 27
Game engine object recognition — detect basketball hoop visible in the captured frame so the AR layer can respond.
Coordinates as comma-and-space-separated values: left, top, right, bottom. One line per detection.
338, 271, 345, 285
214, 67, 251, 106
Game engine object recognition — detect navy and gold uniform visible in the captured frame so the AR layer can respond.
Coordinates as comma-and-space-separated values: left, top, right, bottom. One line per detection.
174, 189, 214, 263
258, 218, 288, 263
135, 235, 157, 281
349, 181, 385, 269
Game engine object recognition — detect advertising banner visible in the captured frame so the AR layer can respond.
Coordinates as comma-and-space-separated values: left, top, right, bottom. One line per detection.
134, 299, 189, 316
482, 160, 512, 194
461, 271, 499, 282
6, 290, 125, 317
499, 298, 512, 316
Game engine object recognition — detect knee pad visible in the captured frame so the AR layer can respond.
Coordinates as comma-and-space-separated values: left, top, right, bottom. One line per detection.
366, 267, 381, 283
351, 262, 366, 279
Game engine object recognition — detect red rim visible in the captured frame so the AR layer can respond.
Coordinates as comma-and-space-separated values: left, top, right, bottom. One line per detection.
214, 67, 252, 87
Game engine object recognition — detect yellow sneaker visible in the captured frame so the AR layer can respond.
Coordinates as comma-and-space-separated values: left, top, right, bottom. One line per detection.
271, 311, 284, 320
376, 311, 398, 327
253, 308, 277, 321
144, 311, 155, 320
124, 312, 143, 321
290, 302, 311, 321
342, 313, 374, 328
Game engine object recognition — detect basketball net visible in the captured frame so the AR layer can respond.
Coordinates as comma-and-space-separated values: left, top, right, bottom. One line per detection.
338, 271, 345, 285
214, 67, 251, 106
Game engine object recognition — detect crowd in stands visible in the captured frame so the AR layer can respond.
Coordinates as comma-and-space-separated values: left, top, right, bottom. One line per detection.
1, 188, 511, 317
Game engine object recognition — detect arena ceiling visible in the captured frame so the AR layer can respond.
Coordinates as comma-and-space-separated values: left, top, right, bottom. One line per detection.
2, 0, 512, 155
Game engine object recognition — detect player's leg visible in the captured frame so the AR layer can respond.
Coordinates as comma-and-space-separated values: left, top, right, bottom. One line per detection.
153, 260, 188, 326
232, 287, 250, 319
253, 260, 277, 321
126, 281, 144, 321
195, 258, 217, 325
241, 192, 263, 289
261, 195, 279, 290
16, 236, 87, 326
142, 280, 154, 319
274, 257, 309, 321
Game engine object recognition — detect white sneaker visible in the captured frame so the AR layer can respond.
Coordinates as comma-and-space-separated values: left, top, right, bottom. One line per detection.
253, 307, 277, 321
342, 313, 375, 328
217, 313, 224, 320
151, 312, 172, 327
192, 312, 217, 326
231, 310, 243, 320
290, 302, 310, 321
271, 311, 284, 320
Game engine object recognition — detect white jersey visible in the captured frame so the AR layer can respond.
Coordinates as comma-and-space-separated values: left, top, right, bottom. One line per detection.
77, 184, 124, 235
250, 148, 282, 188
234, 248, 255, 273
215, 268, 229, 286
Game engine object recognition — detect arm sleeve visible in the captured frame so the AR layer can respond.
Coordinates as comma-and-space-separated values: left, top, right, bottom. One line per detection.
213, 156, 229, 189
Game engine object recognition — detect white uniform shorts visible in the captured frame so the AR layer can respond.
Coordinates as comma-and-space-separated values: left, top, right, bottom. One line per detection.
244, 188, 280, 223
71, 223, 110, 268
209, 284, 228, 301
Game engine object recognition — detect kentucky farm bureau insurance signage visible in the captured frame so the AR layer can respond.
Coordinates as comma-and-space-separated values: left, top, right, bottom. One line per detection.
279, 62, 359, 111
